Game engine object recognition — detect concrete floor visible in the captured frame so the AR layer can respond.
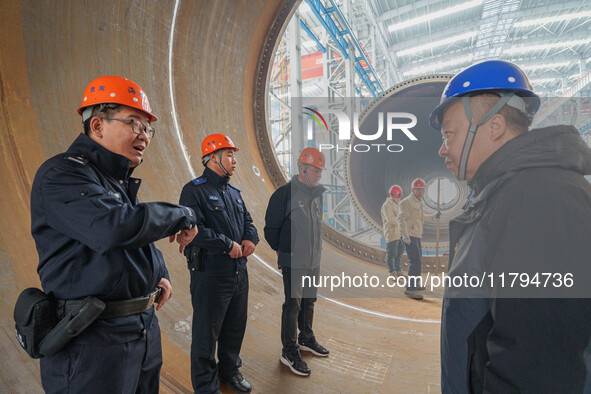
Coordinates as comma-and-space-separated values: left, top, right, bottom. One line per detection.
0, 1, 442, 392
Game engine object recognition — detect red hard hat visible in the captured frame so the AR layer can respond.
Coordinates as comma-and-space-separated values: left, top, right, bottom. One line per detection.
201, 134, 239, 157
77, 75, 157, 122
298, 147, 326, 169
389, 185, 403, 197
411, 178, 427, 189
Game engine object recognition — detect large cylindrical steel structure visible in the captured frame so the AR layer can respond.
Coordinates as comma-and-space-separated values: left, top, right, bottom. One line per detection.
345, 76, 471, 251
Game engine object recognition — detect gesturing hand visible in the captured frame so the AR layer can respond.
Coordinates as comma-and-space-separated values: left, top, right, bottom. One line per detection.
169, 226, 198, 254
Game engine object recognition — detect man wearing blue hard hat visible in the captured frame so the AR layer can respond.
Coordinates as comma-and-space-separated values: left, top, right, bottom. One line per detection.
430, 60, 591, 393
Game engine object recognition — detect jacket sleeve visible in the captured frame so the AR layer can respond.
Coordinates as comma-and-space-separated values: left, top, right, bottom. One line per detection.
382, 201, 397, 227
264, 189, 284, 251
397, 200, 409, 235
179, 183, 233, 253
242, 201, 259, 245
42, 165, 197, 255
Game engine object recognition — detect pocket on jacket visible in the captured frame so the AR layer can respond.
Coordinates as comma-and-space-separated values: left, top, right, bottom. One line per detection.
206, 202, 225, 213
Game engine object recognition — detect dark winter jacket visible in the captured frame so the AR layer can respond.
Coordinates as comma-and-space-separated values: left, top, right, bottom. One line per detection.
31, 133, 196, 343
441, 125, 591, 393
264, 176, 325, 269
179, 167, 259, 276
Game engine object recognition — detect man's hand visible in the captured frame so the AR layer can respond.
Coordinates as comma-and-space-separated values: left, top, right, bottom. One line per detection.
229, 241, 243, 258
169, 226, 198, 254
402, 234, 410, 244
435, 211, 441, 219
155, 278, 172, 311
241, 240, 256, 257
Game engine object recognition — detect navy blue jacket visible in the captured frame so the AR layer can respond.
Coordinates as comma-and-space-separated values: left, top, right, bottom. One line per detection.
179, 167, 259, 276
30, 134, 197, 343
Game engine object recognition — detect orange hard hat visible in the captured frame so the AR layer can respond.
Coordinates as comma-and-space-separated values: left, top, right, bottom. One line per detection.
389, 185, 403, 197
201, 134, 239, 157
411, 178, 427, 189
77, 76, 157, 122
298, 147, 326, 169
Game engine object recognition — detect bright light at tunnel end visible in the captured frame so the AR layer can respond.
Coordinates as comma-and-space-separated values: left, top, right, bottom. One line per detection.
425, 177, 460, 210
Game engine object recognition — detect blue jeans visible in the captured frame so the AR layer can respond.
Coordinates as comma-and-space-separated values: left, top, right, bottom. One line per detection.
404, 237, 422, 290
386, 239, 404, 273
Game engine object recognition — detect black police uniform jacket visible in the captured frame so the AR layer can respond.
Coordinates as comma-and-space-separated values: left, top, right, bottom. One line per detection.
179, 167, 259, 275
441, 125, 591, 393
31, 133, 197, 343
264, 176, 325, 269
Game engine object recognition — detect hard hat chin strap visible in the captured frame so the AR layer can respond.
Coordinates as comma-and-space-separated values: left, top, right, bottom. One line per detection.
457, 93, 514, 180
299, 163, 313, 187
217, 149, 230, 177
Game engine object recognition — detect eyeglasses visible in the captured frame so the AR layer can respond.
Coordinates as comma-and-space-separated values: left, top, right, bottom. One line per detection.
101, 117, 155, 139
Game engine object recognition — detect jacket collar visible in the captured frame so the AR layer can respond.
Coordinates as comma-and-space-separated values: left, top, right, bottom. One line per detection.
468, 125, 591, 194
66, 133, 136, 181
203, 167, 230, 189
291, 175, 326, 199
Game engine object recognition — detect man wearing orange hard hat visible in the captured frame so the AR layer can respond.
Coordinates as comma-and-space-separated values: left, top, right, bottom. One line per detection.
398, 178, 440, 300
27, 76, 198, 392
264, 147, 330, 377
179, 134, 258, 393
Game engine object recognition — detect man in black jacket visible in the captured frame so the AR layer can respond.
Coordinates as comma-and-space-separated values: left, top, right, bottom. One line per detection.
430, 60, 591, 393
264, 147, 330, 377
31, 76, 197, 393
179, 133, 259, 394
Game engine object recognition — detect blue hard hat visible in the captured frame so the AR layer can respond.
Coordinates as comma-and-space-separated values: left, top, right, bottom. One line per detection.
429, 60, 541, 129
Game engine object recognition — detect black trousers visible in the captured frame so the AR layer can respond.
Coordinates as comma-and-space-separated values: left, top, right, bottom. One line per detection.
280, 265, 319, 353
190, 269, 249, 394
40, 313, 162, 394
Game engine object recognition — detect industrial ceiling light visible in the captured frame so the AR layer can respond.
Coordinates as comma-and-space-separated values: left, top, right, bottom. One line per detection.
514, 10, 591, 27
397, 31, 478, 57
504, 38, 591, 54
388, 0, 483, 32
402, 56, 474, 77
520, 61, 572, 71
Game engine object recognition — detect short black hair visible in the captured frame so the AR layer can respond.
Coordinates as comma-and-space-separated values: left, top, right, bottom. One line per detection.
82, 104, 121, 135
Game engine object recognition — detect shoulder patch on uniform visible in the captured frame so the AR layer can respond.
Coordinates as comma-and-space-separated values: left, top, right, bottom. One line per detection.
192, 177, 207, 186
64, 155, 88, 165
228, 184, 241, 192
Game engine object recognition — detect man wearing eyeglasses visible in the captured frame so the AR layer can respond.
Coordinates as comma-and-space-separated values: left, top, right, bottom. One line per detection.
30, 76, 198, 393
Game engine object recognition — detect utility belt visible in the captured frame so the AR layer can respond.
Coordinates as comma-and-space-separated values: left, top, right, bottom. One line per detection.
14, 288, 160, 359
57, 288, 161, 320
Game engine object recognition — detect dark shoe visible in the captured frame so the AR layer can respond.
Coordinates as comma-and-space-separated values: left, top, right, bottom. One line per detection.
404, 290, 424, 300
416, 286, 426, 291
221, 371, 252, 393
280, 349, 311, 376
298, 337, 329, 357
